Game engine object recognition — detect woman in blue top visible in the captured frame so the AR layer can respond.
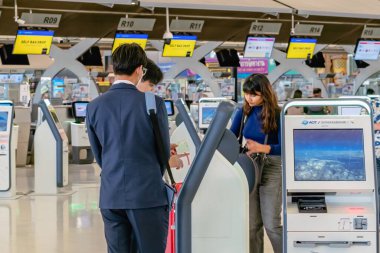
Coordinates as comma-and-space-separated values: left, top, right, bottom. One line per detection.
230, 74, 282, 253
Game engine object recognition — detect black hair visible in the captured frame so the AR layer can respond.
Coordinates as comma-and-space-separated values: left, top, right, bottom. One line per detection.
242, 74, 280, 133
293, 89, 302, 98
313, 88, 321, 94
142, 59, 163, 85
112, 43, 147, 76
367, 88, 375, 95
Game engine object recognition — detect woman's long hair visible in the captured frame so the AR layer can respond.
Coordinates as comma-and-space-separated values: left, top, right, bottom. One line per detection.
242, 74, 280, 134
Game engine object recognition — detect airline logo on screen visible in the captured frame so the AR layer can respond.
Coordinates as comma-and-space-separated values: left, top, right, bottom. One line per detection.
163, 35, 197, 57
13, 30, 54, 55
112, 33, 148, 52
301, 120, 352, 126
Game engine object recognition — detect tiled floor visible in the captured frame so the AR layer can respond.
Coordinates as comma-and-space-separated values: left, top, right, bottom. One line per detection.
0, 164, 277, 253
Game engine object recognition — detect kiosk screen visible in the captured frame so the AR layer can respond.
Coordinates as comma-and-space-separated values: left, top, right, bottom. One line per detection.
201, 107, 218, 126
0, 112, 8, 131
293, 129, 365, 181
74, 102, 88, 118
165, 100, 175, 116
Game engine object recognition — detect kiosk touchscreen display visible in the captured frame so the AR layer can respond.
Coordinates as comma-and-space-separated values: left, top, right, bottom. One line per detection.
293, 129, 365, 181
0, 112, 8, 131
74, 102, 88, 118
165, 100, 175, 116
201, 107, 218, 126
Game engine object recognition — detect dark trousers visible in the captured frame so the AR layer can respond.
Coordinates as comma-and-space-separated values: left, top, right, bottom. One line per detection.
101, 206, 169, 253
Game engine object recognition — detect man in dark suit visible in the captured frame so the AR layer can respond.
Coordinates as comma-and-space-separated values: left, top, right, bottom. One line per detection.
86, 43, 170, 253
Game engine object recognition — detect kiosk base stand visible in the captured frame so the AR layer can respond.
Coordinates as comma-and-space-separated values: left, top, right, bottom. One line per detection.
0, 123, 21, 200
71, 123, 94, 164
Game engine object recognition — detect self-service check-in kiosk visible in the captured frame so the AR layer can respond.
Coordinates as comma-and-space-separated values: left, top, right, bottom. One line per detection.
34, 99, 70, 195
70, 101, 94, 164
283, 99, 379, 253
0, 101, 18, 199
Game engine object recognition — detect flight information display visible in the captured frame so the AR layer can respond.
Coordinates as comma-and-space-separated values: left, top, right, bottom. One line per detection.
163, 35, 197, 57
112, 33, 148, 52
287, 37, 317, 59
354, 40, 380, 61
13, 30, 54, 55
243, 37, 275, 58
293, 129, 365, 181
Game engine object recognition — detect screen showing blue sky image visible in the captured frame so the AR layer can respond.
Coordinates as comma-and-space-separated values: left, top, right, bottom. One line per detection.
293, 129, 365, 181
202, 107, 218, 125
0, 112, 8, 132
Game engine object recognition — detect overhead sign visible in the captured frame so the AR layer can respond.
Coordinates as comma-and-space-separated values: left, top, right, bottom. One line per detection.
294, 24, 324, 36
13, 30, 54, 55
362, 27, 380, 39
117, 18, 156, 31
163, 35, 197, 57
20, 13, 62, 28
112, 33, 148, 52
249, 22, 282, 35
170, 20, 204, 33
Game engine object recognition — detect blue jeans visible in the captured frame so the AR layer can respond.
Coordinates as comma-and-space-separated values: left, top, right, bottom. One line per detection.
249, 155, 283, 253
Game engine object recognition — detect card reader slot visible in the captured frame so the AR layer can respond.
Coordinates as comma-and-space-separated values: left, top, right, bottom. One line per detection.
294, 241, 371, 248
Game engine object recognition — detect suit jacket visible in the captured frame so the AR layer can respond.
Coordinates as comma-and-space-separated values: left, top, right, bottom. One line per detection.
86, 82, 170, 209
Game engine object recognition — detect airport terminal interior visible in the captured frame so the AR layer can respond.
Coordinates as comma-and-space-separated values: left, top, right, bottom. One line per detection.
2, 0, 380, 252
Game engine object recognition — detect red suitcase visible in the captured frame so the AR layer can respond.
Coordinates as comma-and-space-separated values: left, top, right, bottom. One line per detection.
165, 183, 182, 253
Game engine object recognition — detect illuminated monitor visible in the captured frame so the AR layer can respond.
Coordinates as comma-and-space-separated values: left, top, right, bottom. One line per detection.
165, 100, 175, 116
112, 33, 148, 52
243, 36, 275, 58
0, 111, 8, 132
284, 116, 375, 192
162, 35, 197, 57
13, 30, 54, 55
198, 100, 223, 129
293, 129, 365, 181
286, 37, 317, 59
72, 101, 89, 123
354, 39, 380, 61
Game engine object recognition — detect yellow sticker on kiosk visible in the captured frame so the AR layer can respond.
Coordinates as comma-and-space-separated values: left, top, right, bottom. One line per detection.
163, 35, 197, 57
13, 30, 54, 55
112, 34, 148, 52
287, 37, 317, 59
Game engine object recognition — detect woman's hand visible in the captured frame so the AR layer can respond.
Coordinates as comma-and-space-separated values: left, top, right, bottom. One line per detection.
245, 139, 271, 155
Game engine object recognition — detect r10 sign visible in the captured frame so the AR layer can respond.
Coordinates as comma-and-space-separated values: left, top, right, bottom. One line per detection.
117, 18, 156, 31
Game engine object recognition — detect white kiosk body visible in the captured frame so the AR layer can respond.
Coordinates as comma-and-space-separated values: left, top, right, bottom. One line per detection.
283, 99, 379, 253
0, 101, 17, 198
71, 101, 94, 164
34, 99, 69, 194
176, 101, 251, 253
